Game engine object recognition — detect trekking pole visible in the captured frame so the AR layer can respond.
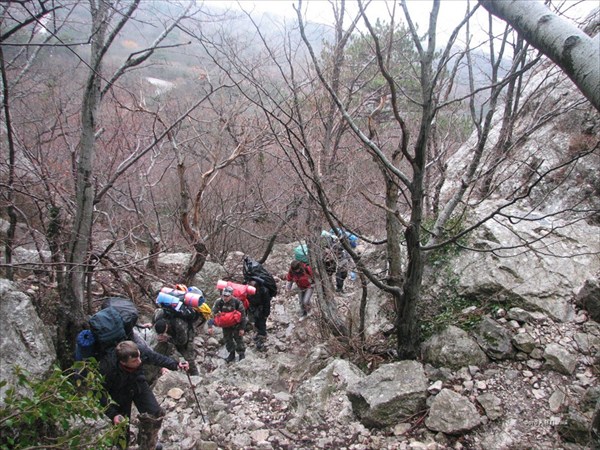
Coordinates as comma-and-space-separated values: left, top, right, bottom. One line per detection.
186, 371, 206, 423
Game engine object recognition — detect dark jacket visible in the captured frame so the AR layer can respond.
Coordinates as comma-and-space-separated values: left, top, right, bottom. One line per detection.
248, 283, 272, 316
154, 307, 198, 348
99, 345, 178, 420
209, 296, 248, 329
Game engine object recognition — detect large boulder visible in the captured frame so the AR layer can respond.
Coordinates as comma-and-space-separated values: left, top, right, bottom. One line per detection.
192, 261, 228, 303
347, 360, 428, 428
290, 359, 365, 428
421, 325, 489, 370
0, 279, 56, 404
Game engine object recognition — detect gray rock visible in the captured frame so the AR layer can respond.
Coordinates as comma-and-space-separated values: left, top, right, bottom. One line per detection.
574, 331, 600, 356
192, 261, 229, 303
437, 202, 597, 323
556, 407, 593, 445
293, 359, 364, 426
574, 276, 600, 323
421, 325, 488, 370
473, 317, 516, 360
583, 387, 600, 412
477, 393, 503, 420
347, 360, 428, 428
543, 343, 578, 375
583, 321, 600, 336
549, 388, 567, 413
511, 332, 538, 354
0, 279, 56, 404
425, 389, 482, 434
506, 307, 549, 324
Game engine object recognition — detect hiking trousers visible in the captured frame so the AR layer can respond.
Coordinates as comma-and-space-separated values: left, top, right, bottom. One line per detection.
297, 287, 313, 314
223, 325, 246, 354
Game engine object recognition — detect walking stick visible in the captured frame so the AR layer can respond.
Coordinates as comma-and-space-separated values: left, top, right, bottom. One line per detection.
186, 372, 206, 423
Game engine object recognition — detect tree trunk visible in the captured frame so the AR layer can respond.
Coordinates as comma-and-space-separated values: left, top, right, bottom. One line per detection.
307, 206, 349, 337
396, 223, 423, 359
179, 242, 208, 286
147, 240, 160, 273
1, 46, 16, 281
59, 0, 110, 366
479, 0, 599, 110
358, 270, 368, 342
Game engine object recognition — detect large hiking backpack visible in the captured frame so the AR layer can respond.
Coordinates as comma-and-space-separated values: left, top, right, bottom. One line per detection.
330, 228, 359, 248
101, 297, 139, 338
155, 286, 210, 322
75, 297, 139, 361
242, 256, 278, 297
294, 244, 309, 263
216, 280, 254, 310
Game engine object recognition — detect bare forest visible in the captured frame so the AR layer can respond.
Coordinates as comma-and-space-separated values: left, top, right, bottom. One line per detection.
1, 0, 599, 368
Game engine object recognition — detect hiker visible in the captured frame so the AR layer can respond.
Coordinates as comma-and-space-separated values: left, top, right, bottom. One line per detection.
207, 286, 247, 362
99, 340, 189, 450
333, 243, 352, 293
322, 232, 353, 293
153, 312, 201, 376
246, 278, 272, 351
286, 260, 314, 318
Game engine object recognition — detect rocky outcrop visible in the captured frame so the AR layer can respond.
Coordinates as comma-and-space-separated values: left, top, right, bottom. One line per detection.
0, 279, 56, 404
444, 203, 599, 323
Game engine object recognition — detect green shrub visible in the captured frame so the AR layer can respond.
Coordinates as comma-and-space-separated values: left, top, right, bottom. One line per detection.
0, 361, 127, 450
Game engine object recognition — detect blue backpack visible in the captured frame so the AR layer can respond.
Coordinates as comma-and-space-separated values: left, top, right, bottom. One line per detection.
330, 228, 358, 248
75, 297, 138, 361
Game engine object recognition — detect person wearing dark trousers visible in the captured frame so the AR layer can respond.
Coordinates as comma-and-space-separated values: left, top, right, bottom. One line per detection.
247, 279, 272, 351
153, 310, 201, 376
99, 340, 189, 450
208, 286, 248, 362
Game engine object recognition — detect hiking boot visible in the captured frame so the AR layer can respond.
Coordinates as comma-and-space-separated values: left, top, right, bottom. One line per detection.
226, 352, 236, 363
137, 412, 163, 450
238, 352, 245, 361
256, 344, 267, 353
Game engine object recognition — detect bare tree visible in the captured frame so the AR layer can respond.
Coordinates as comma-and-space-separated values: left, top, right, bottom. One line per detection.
294, 0, 597, 359
479, 0, 599, 111
1, 1, 65, 280
46, 0, 197, 365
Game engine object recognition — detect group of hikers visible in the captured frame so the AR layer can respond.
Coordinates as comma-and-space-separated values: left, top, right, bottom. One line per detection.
93, 231, 357, 449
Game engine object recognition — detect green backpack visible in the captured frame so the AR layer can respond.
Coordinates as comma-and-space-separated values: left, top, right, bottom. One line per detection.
294, 244, 309, 263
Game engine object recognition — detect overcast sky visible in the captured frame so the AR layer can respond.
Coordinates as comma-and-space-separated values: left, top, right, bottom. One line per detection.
216, 0, 596, 45
217, 0, 501, 45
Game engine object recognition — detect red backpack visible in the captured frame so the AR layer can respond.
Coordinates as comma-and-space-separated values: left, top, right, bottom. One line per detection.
213, 310, 242, 328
